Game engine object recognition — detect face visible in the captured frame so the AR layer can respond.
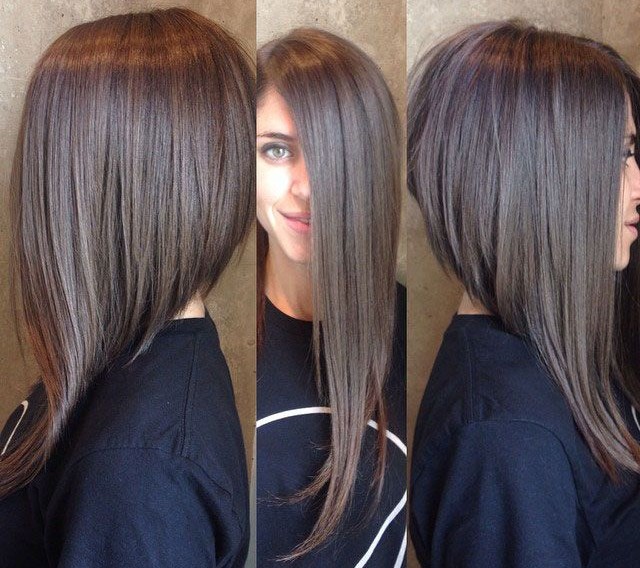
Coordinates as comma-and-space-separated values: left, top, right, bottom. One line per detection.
615, 100, 640, 271
257, 88, 311, 265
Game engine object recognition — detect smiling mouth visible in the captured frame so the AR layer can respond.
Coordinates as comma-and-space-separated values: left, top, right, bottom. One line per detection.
281, 212, 311, 226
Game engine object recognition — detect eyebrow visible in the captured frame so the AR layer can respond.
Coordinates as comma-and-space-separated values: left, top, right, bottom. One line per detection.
257, 131, 297, 142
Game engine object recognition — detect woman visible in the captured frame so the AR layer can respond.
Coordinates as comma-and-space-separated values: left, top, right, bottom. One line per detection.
409, 21, 640, 567
0, 8, 254, 566
256, 28, 407, 566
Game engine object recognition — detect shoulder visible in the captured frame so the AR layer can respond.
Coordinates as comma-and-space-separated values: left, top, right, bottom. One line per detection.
414, 316, 580, 477
65, 315, 246, 497
410, 418, 583, 567
414, 417, 576, 489
44, 447, 246, 566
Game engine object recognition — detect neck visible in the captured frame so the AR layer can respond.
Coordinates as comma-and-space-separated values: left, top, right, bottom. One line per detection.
457, 291, 493, 316
174, 294, 205, 319
265, 244, 313, 321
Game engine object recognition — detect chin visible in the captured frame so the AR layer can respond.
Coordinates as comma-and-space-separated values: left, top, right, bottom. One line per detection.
615, 253, 631, 271
286, 251, 311, 265
275, 235, 308, 264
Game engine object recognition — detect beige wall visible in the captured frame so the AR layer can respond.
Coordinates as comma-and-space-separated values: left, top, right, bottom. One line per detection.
0, 0, 256, 466
407, 0, 640, 565
603, 1, 640, 70
257, 0, 408, 283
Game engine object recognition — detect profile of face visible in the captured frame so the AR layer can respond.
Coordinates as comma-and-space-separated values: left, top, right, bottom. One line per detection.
615, 100, 640, 271
257, 88, 311, 265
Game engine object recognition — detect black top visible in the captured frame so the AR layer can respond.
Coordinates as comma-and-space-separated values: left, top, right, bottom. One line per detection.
0, 314, 248, 568
256, 285, 407, 567
411, 314, 640, 568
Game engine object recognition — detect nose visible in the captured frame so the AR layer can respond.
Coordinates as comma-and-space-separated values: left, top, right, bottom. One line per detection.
290, 158, 311, 200
631, 157, 640, 202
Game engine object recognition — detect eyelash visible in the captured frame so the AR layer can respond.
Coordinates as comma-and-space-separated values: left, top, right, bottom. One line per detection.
260, 143, 294, 162
624, 148, 636, 167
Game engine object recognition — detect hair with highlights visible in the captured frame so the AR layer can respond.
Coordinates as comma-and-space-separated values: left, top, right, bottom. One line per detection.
257, 28, 401, 557
3, 7, 255, 496
408, 20, 640, 478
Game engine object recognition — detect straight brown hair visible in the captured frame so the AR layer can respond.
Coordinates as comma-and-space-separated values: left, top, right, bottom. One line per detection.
3, 8, 255, 496
408, 20, 640, 478
257, 28, 402, 557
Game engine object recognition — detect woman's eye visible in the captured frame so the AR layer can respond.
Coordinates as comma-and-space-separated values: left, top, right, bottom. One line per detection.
624, 147, 636, 166
261, 144, 293, 161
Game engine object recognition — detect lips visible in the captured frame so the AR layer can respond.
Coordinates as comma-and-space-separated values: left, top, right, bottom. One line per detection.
625, 217, 639, 239
281, 212, 310, 224
280, 211, 311, 234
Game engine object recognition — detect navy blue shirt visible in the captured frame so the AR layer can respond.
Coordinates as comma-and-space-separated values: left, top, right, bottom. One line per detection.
257, 285, 407, 567
411, 314, 640, 567
0, 314, 249, 567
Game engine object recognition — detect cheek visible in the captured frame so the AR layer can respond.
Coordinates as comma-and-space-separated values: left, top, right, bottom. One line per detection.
257, 162, 291, 228
622, 170, 634, 211
617, 170, 630, 228
620, 172, 628, 209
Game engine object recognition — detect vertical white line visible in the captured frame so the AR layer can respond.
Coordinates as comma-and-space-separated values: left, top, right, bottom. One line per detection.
393, 530, 408, 568
354, 492, 408, 568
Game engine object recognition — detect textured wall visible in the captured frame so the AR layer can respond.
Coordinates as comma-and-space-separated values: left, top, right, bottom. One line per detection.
407, 1, 609, 566
603, 0, 640, 70
0, 0, 256, 466
257, 0, 408, 283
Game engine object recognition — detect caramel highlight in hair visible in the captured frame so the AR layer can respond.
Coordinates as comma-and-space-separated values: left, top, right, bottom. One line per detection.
4, 8, 255, 496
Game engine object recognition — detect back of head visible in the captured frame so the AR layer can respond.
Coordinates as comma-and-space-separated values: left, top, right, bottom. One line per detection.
408, 20, 640, 476
4, 8, 255, 496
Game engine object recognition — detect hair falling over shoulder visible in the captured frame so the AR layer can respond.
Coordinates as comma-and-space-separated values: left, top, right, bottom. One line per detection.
408, 20, 640, 479
3, 8, 255, 496
257, 28, 402, 558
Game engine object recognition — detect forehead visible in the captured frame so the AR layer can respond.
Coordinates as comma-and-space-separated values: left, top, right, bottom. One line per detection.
257, 88, 297, 136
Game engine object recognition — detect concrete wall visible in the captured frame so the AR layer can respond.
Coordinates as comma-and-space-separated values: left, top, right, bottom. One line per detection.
0, 0, 256, 466
603, 1, 640, 70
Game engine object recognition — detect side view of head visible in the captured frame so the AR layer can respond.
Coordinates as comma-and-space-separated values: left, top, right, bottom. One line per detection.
3, 8, 255, 496
257, 28, 401, 556
408, 20, 640, 476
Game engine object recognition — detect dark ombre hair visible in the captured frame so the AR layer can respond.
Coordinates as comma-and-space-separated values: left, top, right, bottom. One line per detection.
3, 8, 254, 496
257, 28, 401, 556
408, 20, 640, 478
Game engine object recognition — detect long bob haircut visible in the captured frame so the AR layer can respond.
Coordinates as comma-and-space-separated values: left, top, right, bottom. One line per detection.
2, 8, 255, 497
408, 20, 640, 479
257, 28, 401, 556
